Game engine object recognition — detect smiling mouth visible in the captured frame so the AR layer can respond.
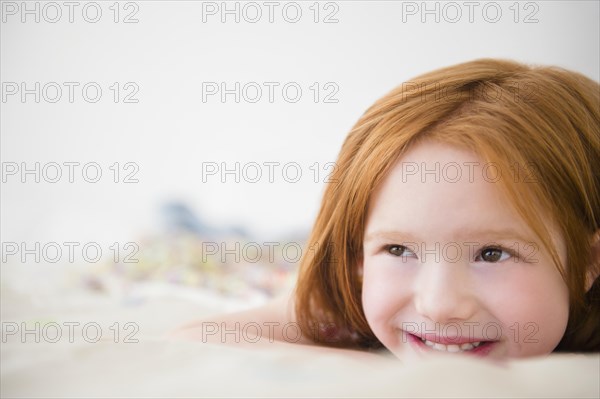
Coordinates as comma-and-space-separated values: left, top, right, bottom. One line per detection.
409, 333, 497, 354
421, 337, 483, 352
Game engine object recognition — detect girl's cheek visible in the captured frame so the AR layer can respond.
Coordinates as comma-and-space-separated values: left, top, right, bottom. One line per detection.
478, 269, 569, 356
362, 263, 414, 322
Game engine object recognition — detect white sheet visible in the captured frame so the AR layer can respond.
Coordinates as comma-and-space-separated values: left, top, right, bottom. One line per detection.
1, 266, 598, 398
2, 337, 598, 398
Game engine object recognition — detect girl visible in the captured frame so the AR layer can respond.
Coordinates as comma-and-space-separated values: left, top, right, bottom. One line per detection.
174, 58, 600, 360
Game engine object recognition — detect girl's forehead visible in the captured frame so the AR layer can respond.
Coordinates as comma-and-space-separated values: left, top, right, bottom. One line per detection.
373, 140, 491, 204
371, 155, 506, 223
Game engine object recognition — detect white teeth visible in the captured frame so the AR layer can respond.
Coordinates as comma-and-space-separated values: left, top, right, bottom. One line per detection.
446, 344, 460, 353
420, 338, 483, 352
433, 343, 446, 351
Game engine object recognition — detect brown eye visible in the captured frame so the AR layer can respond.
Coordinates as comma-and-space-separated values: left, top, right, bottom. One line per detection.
387, 245, 414, 257
478, 247, 508, 263
389, 245, 405, 256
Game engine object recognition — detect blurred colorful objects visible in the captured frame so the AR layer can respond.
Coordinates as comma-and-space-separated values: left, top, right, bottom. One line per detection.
81, 201, 303, 302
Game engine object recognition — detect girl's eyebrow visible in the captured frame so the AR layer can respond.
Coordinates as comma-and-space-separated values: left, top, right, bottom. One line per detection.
363, 228, 536, 244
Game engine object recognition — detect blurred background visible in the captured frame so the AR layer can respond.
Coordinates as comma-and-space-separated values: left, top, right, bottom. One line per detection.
1, 0, 599, 317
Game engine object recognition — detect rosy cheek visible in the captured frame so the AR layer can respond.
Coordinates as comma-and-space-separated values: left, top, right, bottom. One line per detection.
479, 270, 568, 356
362, 275, 388, 327
362, 264, 415, 339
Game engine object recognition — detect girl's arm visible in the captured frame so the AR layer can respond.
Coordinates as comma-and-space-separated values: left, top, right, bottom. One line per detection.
168, 290, 315, 346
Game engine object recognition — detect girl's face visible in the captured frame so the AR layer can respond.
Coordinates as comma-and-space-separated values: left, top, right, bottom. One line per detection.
361, 140, 570, 361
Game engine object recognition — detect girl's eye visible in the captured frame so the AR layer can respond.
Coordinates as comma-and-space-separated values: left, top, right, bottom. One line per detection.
386, 245, 416, 258
476, 247, 511, 263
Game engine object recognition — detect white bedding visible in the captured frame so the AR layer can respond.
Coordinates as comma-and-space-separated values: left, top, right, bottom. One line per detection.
1, 266, 599, 398
3, 338, 598, 398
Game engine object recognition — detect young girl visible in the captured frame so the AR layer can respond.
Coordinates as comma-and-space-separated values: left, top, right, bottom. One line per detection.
173, 58, 600, 360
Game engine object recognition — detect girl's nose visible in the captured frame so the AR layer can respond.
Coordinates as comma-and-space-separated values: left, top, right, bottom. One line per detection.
413, 259, 478, 324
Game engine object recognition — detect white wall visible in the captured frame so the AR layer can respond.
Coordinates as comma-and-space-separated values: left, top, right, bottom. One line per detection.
2, 0, 599, 248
